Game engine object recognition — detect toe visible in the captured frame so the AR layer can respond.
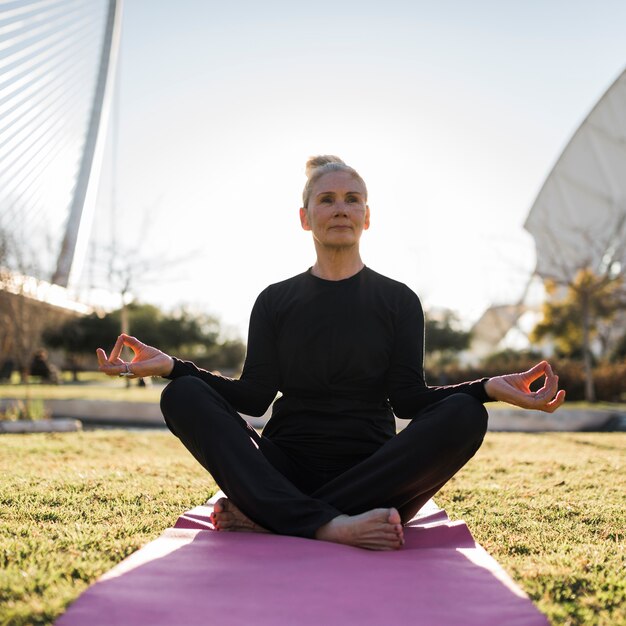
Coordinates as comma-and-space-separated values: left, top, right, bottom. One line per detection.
387, 508, 402, 525
213, 497, 228, 513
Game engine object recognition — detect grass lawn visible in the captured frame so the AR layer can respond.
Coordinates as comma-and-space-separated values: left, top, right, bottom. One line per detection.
437, 432, 625, 626
0, 378, 166, 404
1, 431, 624, 626
3, 380, 626, 412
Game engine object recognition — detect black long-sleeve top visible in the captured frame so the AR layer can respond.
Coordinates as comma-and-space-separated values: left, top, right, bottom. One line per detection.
168, 267, 490, 469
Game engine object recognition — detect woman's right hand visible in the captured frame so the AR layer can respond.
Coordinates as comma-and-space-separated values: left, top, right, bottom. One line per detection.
96, 334, 175, 379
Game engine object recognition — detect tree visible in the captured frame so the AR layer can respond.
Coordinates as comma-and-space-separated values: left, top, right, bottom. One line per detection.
525, 196, 626, 404
424, 309, 472, 369
0, 226, 74, 380
611, 329, 626, 362
531, 268, 625, 402
44, 303, 246, 374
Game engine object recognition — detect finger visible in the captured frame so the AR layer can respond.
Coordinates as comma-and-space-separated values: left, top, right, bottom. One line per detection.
537, 373, 558, 400
523, 361, 548, 382
124, 358, 154, 378
99, 362, 128, 376
123, 362, 140, 379
123, 335, 145, 351
546, 389, 566, 411
96, 348, 108, 366
536, 388, 566, 413
97, 358, 126, 377
546, 375, 559, 400
109, 335, 125, 362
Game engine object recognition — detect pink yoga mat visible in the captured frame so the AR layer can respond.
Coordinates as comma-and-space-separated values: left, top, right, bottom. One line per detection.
56, 498, 549, 626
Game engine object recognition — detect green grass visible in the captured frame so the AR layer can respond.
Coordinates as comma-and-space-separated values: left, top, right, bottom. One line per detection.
0, 431, 624, 625
0, 432, 213, 626
437, 433, 626, 626
487, 400, 626, 412
3, 379, 626, 411
0, 379, 165, 403
5, 372, 106, 385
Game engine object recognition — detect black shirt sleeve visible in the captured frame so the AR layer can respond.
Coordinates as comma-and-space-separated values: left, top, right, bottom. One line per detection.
386, 287, 490, 418
165, 290, 280, 417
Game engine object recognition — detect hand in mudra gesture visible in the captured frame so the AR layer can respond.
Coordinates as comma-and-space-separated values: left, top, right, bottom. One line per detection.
96, 334, 174, 379
484, 361, 566, 413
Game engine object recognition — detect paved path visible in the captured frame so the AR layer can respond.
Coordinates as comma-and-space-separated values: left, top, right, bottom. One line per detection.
2, 398, 624, 431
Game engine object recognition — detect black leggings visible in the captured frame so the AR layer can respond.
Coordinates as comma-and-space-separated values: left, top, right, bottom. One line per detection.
161, 376, 488, 538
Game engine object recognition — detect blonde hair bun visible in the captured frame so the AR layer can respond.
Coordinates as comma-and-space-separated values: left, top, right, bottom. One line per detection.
301, 154, 367, 208
305, 155, 345, 178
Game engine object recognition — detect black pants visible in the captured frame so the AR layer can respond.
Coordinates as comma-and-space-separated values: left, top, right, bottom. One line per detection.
161, 376, 488, 538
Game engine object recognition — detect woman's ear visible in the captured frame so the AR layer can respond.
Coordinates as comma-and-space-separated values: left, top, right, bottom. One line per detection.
300, 207, 311, 231
364, 205, 371, 230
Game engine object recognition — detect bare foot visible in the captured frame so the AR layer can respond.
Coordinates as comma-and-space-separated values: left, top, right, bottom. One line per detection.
210, 497, 270, 533
315, 508, 404, 550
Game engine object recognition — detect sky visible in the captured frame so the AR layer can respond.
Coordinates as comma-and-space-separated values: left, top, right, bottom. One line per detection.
89, 0, 626, 339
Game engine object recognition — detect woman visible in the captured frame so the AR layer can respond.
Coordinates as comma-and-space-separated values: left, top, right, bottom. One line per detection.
97, 155, 565, 550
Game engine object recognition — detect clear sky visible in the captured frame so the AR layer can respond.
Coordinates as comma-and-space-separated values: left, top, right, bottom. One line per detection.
90, 0, 626, 339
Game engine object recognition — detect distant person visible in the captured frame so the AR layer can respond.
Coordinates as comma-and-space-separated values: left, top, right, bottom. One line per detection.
29, 349, 59, 384
0, 358, 14, 382
97, 155, 565, 550
66, 355, 81, 382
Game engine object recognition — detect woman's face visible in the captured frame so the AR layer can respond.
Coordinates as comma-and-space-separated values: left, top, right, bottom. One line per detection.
300, 170, 370, 250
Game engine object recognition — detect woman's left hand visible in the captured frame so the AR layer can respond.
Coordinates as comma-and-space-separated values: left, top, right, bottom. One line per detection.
484, 361, 566, 413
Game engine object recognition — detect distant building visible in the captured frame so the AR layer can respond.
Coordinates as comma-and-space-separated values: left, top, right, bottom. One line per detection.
467, 303, 528, 362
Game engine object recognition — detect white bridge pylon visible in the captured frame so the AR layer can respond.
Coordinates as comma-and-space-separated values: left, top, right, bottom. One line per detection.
52, 0, 122, 288
0, 0, 122, 289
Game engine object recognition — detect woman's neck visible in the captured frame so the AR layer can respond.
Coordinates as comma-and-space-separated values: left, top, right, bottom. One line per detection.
310, 248, 365, 281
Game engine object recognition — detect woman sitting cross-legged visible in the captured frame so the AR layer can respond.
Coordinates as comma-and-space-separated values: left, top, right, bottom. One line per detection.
97, 155, 565, 550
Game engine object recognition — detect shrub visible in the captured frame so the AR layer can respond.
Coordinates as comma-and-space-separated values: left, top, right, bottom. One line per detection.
0, 398, 50, 421
428, 358, 626, 403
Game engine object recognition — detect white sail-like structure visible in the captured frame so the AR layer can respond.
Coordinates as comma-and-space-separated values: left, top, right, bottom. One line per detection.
468, 69, 626, 361
525, 69, 626, 281
0, 0, 122, 289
